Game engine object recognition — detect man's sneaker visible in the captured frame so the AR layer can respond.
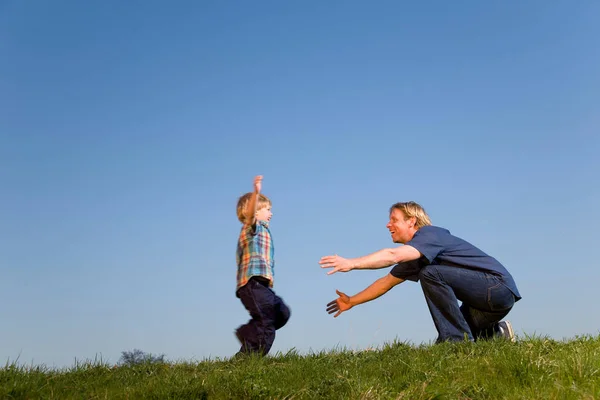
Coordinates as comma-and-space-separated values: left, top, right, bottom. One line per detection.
497, 320, 515, 342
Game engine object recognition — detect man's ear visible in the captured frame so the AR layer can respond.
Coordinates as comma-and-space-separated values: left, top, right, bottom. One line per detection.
409, 216, 417, 228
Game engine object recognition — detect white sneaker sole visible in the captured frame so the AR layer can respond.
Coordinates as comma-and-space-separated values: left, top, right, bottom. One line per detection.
502, 321, 516, 342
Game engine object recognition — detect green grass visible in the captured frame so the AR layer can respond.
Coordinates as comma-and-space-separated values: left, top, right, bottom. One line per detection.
2, 335, 600, 399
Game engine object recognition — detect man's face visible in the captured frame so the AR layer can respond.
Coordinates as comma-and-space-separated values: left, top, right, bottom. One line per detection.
386, 209, 415, 244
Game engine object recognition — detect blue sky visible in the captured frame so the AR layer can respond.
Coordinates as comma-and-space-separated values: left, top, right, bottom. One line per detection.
1, 0, 599, 368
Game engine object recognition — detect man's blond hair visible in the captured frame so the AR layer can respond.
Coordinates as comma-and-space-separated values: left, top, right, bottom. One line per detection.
236, 193, 271, 224
389, 201, 432, 229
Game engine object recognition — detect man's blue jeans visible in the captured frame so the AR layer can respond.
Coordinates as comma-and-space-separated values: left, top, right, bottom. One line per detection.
418, 264, 516, 342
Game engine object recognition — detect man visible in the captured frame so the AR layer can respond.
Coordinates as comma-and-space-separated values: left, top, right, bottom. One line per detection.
320, 201, 521, 343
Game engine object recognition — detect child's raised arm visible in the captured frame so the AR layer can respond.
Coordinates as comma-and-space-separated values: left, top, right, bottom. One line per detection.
244, 175, 263, 226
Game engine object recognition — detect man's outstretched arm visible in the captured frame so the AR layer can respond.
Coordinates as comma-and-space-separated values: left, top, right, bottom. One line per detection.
326, 273, 405, 318
320, 245, 421, 275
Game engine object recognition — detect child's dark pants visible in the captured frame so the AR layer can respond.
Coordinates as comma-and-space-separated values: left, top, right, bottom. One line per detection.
236, 277, 291, 355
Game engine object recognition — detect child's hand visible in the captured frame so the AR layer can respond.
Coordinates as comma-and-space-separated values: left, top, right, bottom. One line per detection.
253, 175, 263, 193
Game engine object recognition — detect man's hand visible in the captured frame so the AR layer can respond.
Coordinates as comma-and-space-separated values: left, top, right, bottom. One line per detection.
253, 175, 263, 193
326, 290, 353, 317
319, 254, 353, 275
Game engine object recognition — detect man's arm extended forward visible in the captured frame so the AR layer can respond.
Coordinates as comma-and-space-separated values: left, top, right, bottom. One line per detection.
320, 245, 421, 275
326, 273, 405, 317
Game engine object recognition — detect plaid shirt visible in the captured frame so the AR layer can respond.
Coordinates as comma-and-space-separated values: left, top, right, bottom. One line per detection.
236, 220, 274, 290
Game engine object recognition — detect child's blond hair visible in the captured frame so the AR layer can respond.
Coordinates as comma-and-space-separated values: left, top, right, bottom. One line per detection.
236, 193, 272, 224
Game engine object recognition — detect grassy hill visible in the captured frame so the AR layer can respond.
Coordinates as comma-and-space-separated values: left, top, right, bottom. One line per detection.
2, 335, 599, 399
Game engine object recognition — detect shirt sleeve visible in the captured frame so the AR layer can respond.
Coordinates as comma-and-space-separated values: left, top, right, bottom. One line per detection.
390, 258, 423, 282
405, 227, 446, 263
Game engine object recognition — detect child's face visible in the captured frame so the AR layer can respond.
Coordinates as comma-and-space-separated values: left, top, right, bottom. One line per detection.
256, 205, 272, 223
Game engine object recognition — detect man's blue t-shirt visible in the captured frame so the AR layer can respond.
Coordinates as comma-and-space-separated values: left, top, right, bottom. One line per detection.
390, 226, 521, 300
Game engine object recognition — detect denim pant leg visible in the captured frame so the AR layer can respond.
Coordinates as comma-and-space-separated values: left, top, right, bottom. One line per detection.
274, 294, 291, 330
236, 279, 278, 355
459, 281, 515, 341
419, 265, 515, 343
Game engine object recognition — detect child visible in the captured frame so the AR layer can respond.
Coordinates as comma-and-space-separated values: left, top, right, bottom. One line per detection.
234, 175, 290, 356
